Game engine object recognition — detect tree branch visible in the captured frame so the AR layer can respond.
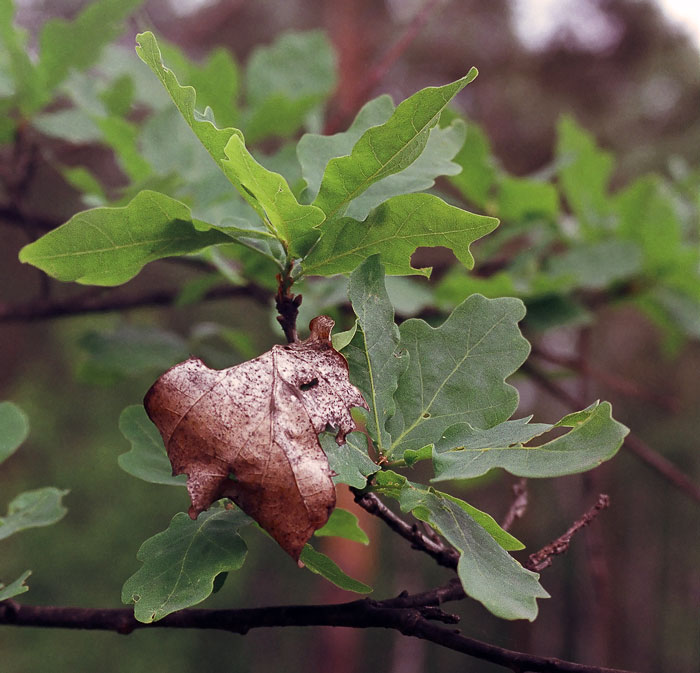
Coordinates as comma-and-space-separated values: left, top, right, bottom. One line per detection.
352, 490, 460, 569
324, 0, 444, 134
0, 587, 639, 673
0, 283, 271, 324
274, 263, 301, 344
524, 494, 610, 572
521, 361, 700, 505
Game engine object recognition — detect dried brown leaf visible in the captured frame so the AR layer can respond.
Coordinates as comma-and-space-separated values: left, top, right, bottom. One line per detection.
144, 316, 368, 561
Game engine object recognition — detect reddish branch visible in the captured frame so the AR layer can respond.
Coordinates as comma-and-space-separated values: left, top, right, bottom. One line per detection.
524, 495, 610, 572
324, 0, 444, 135
0, 586, 638, 673
521, 361, 700, 505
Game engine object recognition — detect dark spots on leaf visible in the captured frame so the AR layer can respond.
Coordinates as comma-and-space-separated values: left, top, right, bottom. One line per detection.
300, 378, 319, 391
422, 412, 431, 419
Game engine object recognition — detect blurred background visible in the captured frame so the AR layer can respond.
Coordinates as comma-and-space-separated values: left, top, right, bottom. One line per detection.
1, 1, 699, 671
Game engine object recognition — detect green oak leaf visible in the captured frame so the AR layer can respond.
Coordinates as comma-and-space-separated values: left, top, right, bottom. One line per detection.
221, 134, 326, 256
297, 95, 395, 201
313, 70, 478, 219
432, 402, 628, 481
344, 256, 407, 452
136, 31, 244, 169
158, 41, 239, 128
38, 0, 143, 90
300, 544, 372, 594
18, 190, 231, 286
556, 115, 615, 235
496, 176, 559, 222
244, 30, 336, 143
373, 471, 545, 620
0, 570, 31, 601
0, 401, 29, 465
302, 193, 498, 277
77, 325, 188, 385
345, 119, 467, 221
122, 506, 249, 623
320, 433, 379, 489
314, 508, 369, 545
118, 405, 186, 486
0, 488, 69, 541
387, 295, 529, 458
448, 119, 497, 208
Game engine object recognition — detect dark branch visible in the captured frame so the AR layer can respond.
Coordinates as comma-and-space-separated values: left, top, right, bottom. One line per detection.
0, 283, 271, 324
352, 490, 460, 570
274, 263, 301, 343
501, 478, 529, 532
0, 587, 639, 673
522, 361, 700, 505
525, 494, 610, 572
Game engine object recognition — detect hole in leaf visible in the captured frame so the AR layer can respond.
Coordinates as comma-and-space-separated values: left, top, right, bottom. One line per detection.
422, 412, 431, 419
228, 472, 238, 482
300, 378, 319, 391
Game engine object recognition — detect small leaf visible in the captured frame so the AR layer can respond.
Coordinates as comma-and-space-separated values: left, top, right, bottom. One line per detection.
136, 31, 244, 169
432, 403, 629, 481
313, 71, 478, 219
77, 325, 189, 385
344, 256, 407, 451
344, 119, 467, 221
321, 432, 380, 489
298, 95, 395, 201
374, 471, 547, 620
122, 506, 249, 623
38, 0, 143, 89
244, 31, 336, 143
145, 316, 367, 561
118, 406, 186, 486
331, 321, 358, 352
221, 134, 326, 256
557, 116, 614, 235
18, 190, 231, 286
299, 544, 372, 594
315, 508, 369, 545
303, 193, 498, 277
449, 119, 497, 208
0, 570, 31, 601
388, 295, 530, 458
496, 176, 559, 222
0, 488, 69, 541
0, 401, 29, 465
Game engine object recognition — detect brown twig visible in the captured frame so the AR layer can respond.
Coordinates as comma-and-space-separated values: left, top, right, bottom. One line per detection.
522, 361, 700, 505
0, 588, 638, 673
501, 478, 529, 532
525, 494, 611, 572
324, 0, 444, 134
352, 490, 460, 570
0, 283, 271, 324
274, 264, 301, 344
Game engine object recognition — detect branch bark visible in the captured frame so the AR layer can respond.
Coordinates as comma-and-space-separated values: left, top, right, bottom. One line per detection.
0, 588, 639, 673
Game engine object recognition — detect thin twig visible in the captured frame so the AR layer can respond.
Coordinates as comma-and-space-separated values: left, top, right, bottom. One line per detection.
0, 283, 271, 324
522, 361, 700, 505
525, 494, 611, 572
352, 490, 459, 570
0, 588, 639, 673
274, 265, 301, 344
501, 478, 529, 532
